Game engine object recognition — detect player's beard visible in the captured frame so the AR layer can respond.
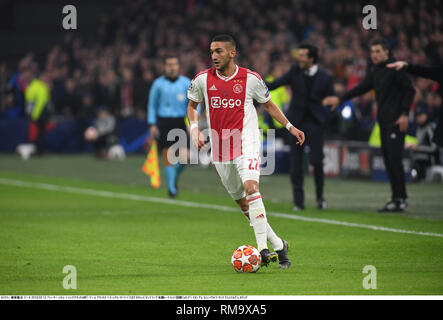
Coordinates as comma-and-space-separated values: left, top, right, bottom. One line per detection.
215, 58, 231, 73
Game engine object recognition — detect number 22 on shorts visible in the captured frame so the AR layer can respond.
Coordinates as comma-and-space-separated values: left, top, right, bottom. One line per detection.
247, 158, 260, 171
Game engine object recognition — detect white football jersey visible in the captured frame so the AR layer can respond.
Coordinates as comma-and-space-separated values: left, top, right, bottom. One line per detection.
188, 65, 271, 162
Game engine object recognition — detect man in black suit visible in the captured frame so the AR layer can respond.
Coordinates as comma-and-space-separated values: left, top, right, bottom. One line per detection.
266, 42, 334, 211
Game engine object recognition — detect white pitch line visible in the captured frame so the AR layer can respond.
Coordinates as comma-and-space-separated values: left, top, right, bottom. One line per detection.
1, 177, 443, 239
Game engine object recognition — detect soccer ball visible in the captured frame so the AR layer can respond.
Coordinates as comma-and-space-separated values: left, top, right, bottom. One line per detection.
108, 144, 126, 160
231, 245, 262, 273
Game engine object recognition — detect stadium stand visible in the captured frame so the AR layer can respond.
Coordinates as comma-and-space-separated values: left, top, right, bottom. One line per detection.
0, 0, 442, 177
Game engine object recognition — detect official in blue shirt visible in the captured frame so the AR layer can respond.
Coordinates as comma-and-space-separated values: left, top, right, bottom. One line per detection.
147, 56, 191, 198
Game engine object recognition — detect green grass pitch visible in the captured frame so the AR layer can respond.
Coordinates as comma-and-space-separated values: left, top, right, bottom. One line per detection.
0, 154, 442, 295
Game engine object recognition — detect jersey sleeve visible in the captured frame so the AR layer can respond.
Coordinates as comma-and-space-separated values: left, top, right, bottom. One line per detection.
147, 79, 160, 125
187, 75, 204, 103
250, 74, 271, 104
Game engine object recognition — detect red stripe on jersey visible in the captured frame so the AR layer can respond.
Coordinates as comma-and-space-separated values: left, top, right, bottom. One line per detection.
246, 69, 262, 81
206, 67, 247, 161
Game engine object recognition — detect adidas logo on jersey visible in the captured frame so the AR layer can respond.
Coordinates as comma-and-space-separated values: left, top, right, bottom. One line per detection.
209, 85, 218, 91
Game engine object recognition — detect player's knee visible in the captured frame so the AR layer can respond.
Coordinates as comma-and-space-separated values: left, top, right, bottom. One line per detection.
244, 182, 259, 196
162, 148, 172, 166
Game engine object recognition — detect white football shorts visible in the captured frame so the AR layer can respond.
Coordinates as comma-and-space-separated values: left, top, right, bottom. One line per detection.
212, 152, 261, 200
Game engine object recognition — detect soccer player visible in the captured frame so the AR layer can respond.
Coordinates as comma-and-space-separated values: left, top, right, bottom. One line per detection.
187, 34, 305, 268
148, 55, 191, 198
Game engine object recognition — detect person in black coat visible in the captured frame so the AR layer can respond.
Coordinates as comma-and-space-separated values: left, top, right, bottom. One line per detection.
266, 42, 334, 211
387, 60, 443, 147
323, 39, 416, 213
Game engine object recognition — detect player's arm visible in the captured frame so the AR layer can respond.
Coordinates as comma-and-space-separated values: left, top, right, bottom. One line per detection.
323, 73, 373, 110
187, 75, 206, 150
265, 65, 293, 90
387, 61, 443, 82
262, 99, 305, 146
187, 99, 206, 149
147, 80, 160, 138
395, 70, 416, 132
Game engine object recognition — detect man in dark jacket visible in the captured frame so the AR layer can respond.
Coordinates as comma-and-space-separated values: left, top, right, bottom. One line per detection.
408, 107, 439, 181
266, 42, 334, 211
387, 60, 443, 147
323, 39, 416, 213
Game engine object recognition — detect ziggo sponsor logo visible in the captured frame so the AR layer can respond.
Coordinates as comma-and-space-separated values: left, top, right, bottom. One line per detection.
210, 97, 242, 108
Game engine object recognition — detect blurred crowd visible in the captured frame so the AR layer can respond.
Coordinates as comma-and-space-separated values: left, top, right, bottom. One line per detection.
0, 0, 442, 142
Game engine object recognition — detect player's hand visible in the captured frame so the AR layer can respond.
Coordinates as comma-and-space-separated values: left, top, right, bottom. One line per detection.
386, 61, 407, 70
150, 125, 160, 139
190, 126, 206, 150
322, 96, 340, 111
395, 115, 409, 132
289, 126, 305, 146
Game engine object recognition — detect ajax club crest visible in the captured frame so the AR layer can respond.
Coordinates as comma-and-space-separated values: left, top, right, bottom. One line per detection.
233, 83, 243, 94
